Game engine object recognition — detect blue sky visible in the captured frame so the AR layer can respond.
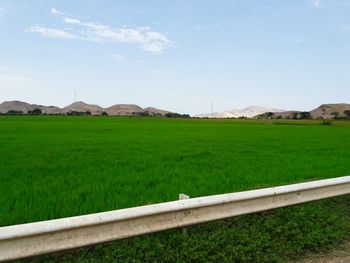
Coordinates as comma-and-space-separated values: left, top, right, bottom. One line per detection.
0, 0, 350, 114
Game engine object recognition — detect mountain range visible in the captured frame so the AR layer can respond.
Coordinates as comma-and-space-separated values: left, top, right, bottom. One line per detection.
196, 106, 285, 118
196, 104, 350, 119
1, 101, 349, 119
0, 101, 173, 116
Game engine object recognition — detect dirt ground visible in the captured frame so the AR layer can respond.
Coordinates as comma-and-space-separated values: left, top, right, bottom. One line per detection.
296, 241, 350, 263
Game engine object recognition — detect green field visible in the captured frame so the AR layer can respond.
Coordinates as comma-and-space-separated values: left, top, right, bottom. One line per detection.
1, 116, 350, 262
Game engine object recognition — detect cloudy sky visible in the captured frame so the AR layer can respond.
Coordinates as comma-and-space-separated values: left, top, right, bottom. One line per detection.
1, 0, 350, 114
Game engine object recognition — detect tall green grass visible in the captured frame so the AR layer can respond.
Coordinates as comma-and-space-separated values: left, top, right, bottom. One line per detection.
0, 116, 349, 227
1, 116, 350, 262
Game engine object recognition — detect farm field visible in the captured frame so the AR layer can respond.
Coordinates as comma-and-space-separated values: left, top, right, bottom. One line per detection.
1, 116, 350, 262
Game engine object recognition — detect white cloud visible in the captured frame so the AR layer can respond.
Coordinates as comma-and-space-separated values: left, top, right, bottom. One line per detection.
63, 17, 81, 24
28, 25, 77, 39
77, 23, 173, 53
309, 0, 350, 8
311, 0, 321, 8
29, 8, 173, 54
51, 8, 64, 16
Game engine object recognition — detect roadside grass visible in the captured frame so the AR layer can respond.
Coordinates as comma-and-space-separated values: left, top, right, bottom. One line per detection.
26, 196, 350, 263
1, 116, 350, 262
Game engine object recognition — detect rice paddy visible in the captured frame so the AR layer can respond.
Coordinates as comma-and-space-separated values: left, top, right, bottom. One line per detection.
1, 116, 350, 262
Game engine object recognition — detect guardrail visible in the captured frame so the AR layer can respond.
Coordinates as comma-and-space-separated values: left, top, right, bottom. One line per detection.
1, 175, 350, 261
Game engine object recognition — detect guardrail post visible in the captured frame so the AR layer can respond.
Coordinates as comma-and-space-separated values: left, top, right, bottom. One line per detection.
179, 193, 190, 200
179, 193, 190, 235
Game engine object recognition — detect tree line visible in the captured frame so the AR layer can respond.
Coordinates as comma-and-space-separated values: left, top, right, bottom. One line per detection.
259, 110, 350, 120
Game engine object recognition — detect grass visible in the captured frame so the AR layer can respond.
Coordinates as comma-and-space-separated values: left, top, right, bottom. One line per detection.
28, 196, 350, 263
1, 116, 350, 262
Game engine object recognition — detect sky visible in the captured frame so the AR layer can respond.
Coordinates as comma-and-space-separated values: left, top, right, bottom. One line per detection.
0, 0, 350, 115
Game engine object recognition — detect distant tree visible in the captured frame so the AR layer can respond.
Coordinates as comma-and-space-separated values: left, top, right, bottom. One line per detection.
257, 112, 274, 119
320, 120, 333, 126
151, 113, 162, 117
101, 111, 108, 116
165, 113, 190, 118
344, 110, 350, 118
132, 111, 190, 118
299, 111, 311, 119
28, 108, 42, 115
85, 111, 91, 115
331, 111, 339, 119
67, 111, 85, 116
276, 115, 283, 119
292, 112, 299, 120
6, 110, 24, 115
135, 111, 150, 117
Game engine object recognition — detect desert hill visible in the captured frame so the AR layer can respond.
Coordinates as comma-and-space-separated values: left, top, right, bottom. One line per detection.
63, 101, 104, 115
105, 104, 143, 116
0, 100, 173, 116
255, 103, 350, 119
144, 107, 171, 115
310, 104, 350, 119
0, 100, 33, 113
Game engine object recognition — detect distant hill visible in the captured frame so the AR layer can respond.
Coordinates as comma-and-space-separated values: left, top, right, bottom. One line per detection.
255, 103, 350, 120
0, 100, 33, 113
0, 100, 173, 116
196, 106, 285, 118
63, 101, 104, 115
144, 107, 171, 115
310, 104, 350, 119
105, 104, 143, 116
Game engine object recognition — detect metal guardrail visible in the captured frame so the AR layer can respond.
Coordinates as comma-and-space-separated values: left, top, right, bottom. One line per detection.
1, 175, 350, 261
